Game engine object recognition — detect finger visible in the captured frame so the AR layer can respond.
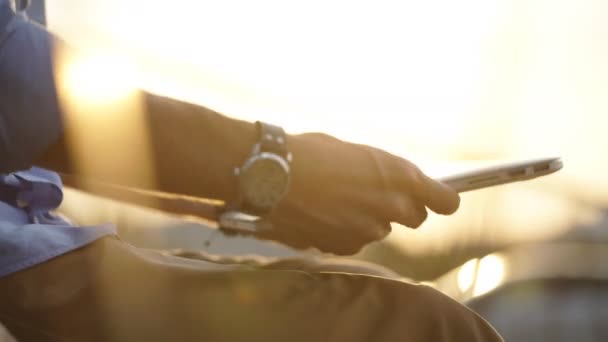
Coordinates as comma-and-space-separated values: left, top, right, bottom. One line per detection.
268, 201, 391, 255
418, 173, 460, 215
394, 159, 460, 215
409, 203, 428, 228
323, 219, 391, 255
266, 215, 384, 256
390, 195, 428, 228
291, 201, 392, 254
334, 183, 429, 229
255, 216, 313, 251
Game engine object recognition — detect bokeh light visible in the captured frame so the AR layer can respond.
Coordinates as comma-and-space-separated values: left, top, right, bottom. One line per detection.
457, 258, 478, 293
473, 254, 506, 297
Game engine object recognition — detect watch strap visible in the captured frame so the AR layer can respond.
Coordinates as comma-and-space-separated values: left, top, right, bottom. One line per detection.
255, 121, 288, 157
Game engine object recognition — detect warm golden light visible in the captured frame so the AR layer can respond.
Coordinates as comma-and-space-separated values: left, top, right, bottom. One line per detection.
47, 0, 500, 155
54, 45, 157, 193
419, 281, 436, 288
473, 254, 505, 297
457, 258, 478, 293
46, 0, 608, 259
61, 52, 137, 105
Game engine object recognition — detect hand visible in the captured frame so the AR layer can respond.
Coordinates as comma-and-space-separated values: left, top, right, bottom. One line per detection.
254, 133, 461, 255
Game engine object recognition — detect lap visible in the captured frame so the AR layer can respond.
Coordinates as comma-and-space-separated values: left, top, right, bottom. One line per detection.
0, 237, 502, 342
0, 322, 16, 342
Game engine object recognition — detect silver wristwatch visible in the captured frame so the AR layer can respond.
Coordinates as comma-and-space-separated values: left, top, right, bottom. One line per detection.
219, 122, 292, 233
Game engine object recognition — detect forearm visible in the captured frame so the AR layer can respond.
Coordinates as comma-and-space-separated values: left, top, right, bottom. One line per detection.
37, 93, 258, 204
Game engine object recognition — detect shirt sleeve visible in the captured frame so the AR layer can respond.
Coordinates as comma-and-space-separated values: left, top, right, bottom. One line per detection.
0, 7, 63, 174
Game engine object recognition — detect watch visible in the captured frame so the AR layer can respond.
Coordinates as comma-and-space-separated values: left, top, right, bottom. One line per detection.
226, 121, 292, 220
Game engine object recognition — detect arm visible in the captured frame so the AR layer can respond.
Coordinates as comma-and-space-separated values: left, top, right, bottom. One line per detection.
2, 11, 460, 255
39, 93, 259, 207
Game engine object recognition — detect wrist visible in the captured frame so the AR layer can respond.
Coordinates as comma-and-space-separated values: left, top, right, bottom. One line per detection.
144, 93, 258, 203
206, 119, 258, 204
228, 121, 292, 215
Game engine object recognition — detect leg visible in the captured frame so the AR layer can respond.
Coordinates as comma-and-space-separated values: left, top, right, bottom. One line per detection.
0, 237, 502, 342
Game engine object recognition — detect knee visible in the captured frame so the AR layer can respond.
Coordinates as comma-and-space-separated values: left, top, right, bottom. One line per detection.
315, 274, 503, 341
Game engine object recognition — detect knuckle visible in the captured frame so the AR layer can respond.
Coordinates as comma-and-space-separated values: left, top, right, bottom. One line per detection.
402, 163, 419, 182
404, 164, 427, 193
385, 196, 405, 217
415, 171, 430, 193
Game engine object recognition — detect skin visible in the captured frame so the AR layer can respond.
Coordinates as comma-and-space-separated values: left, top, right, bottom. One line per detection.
267, 132, 460, 254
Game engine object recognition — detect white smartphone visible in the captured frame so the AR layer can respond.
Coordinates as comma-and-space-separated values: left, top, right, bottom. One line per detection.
437, 157, 563, 193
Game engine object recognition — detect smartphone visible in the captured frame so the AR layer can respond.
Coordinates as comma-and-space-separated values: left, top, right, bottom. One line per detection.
437, 157, 563, 193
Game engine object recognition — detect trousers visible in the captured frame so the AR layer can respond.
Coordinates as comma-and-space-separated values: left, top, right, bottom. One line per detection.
0, 237, 502, 341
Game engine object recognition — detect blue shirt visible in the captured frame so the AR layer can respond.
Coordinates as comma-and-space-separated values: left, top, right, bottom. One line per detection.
0, 2, 116, 278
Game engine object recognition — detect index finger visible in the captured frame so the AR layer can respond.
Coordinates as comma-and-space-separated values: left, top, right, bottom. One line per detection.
418, 173, 460, 215
376, 151, 461, 215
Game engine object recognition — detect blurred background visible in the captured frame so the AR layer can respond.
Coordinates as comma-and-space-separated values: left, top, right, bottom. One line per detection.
18, 0, 608, 339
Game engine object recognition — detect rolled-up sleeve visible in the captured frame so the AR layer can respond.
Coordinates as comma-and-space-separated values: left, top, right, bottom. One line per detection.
0, 5, 63, 173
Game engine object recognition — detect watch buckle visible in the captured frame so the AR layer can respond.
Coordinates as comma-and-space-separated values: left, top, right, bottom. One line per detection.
218, 210, 273, 233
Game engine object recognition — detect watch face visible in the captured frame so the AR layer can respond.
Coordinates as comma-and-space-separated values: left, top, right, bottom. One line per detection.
239, 154, 290, 211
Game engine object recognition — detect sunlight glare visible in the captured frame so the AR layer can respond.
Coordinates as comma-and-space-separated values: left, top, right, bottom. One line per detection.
62, 52, 137, 105
457, 258, 478, 293
55, 46, 157, 192
48, 0, 505, 156
473, 254, 505, 297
